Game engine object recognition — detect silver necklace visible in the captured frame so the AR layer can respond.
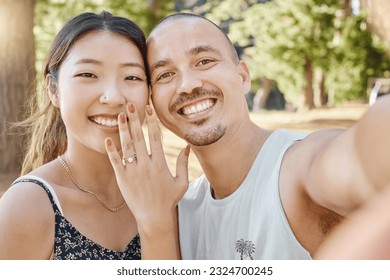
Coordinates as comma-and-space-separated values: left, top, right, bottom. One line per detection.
58, 156, 125, 212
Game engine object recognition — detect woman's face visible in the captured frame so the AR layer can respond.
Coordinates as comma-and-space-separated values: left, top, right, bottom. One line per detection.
55, 31, 149, 154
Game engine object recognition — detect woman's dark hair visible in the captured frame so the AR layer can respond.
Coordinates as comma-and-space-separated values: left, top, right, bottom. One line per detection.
46, 11, 148, 82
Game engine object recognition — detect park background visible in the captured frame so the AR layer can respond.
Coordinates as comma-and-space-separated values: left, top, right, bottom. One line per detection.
1, 0, 389, 194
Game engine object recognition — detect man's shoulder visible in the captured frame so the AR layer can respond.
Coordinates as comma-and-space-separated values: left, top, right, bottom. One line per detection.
189, 174, 208, 186
182, 174, 209, 201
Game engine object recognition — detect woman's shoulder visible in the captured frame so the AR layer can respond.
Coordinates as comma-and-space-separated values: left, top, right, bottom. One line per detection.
0, 174, 55, 259
11, 160, 61, 203
2, 169, 57, 223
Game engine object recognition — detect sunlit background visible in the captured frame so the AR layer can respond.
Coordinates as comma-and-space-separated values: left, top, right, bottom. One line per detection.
1, 0, 390, 188
31, 0, 390, 110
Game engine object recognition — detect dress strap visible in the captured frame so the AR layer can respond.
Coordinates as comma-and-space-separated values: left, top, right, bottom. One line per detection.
12, 175, 64, 214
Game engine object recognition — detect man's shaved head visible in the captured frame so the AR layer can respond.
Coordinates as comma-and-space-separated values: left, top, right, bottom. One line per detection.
148, 13, 239, 63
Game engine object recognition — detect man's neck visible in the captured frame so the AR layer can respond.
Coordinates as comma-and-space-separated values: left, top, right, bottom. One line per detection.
192, 123, 271, 199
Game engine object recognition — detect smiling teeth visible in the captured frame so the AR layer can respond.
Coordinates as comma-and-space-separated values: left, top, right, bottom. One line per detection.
91, 116, 118, 127
182, 100, 214, 115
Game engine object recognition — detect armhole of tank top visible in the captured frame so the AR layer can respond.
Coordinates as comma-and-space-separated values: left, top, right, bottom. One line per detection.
13, 175, 64, 215
274, 132, 312, 258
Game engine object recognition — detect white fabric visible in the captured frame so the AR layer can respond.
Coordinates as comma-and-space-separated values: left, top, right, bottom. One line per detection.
178, 129, 311, 260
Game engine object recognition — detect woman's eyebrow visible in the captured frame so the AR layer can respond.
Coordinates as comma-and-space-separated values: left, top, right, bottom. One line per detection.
120, 62, 145, 69
75, 59, 144, 69
75, 58, 102, 65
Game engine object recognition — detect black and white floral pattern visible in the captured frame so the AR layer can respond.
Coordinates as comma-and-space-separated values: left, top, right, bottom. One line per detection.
14, 178, 141, 260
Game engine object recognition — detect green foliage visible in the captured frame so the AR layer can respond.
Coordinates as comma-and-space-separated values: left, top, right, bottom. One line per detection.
199, 0, 390, 106
35, 0, 98, 78
34, 0, 390, 106
326, 13, 390, 101
105, 0, 175, 35
34, 0, 175, 81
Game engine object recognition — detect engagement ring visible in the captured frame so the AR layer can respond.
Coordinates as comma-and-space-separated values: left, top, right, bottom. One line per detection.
122, 154, 137, 166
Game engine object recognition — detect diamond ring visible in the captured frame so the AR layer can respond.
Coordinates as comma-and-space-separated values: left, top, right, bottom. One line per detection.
122, 154, 137, 166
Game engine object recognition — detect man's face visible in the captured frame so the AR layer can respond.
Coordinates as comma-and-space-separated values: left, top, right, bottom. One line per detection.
147, 17, 250, 146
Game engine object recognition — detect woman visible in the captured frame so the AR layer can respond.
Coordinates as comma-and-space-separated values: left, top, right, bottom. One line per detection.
0, 11, 189, 260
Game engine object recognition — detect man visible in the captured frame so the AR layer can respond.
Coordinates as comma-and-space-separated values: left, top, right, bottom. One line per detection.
146, 13, 390, 259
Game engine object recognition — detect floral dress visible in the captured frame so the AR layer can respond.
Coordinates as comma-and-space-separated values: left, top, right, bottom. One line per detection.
13, 177, 141, 260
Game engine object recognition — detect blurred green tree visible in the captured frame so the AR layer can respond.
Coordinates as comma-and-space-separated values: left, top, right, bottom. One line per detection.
326, 12, 390, 102
34, 0, 175, 81
0, 0, 175, 184
197, 0, 390, 109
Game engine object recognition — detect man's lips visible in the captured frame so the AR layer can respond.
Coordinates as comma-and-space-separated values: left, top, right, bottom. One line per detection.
170, 88, 222, 115
179, 99, 215, 116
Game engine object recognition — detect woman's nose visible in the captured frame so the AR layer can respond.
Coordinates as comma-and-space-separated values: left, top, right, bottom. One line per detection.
99, 82, 126, 106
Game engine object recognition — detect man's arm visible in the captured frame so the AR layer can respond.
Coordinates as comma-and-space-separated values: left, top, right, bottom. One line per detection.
304, 95, 390, 216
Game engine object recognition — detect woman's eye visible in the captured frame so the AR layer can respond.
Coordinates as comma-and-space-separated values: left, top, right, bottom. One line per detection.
125, 76, 140, 81
78, 73, 96, 78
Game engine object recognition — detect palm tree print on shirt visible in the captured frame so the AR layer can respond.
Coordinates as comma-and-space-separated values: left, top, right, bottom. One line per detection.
235, 239, 255, 260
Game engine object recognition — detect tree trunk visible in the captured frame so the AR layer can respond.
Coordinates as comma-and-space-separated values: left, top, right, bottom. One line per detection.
342, 0, 352, 17
258, 76, 273, 110
0, 0, 36, 180
319, 71, 328, 107
362, 0, 390, 57
303, 56, 315, 109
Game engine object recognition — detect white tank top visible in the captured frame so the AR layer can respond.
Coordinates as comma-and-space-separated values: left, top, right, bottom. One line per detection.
178, 129, 311, 259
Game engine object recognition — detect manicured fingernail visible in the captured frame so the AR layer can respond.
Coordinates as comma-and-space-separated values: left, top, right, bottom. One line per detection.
185, 145, 190, 156
119, 112, 126, 123
146, 105, 153, 116
106, 138, 112, 146
127, 103, 135, 113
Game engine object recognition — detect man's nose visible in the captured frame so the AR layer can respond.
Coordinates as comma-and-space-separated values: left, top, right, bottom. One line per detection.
177, 69, 203, 94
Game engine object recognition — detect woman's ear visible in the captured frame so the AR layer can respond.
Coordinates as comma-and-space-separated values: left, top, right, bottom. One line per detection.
46, 74, 60, 108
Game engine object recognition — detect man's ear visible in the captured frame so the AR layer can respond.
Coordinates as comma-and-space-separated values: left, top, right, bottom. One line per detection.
46, 74, 60, 108
237, 61, 251, 94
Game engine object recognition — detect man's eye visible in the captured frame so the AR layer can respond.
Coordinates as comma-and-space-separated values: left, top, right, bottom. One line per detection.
156, 72, 173, 81
197, 59, 214, 66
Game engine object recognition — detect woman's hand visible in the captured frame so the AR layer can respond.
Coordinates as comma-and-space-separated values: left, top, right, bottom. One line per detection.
105, 103, 189, 259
